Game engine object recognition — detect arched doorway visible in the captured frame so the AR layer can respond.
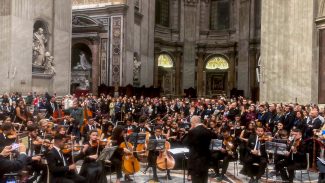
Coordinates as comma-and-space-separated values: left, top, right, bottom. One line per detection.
204, 55, 230, 96
157, 53, 175, 95
71, 43, 92, 94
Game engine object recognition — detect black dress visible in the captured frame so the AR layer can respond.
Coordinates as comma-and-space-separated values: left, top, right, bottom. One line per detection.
79, 142, 107, 183
110, 136, 124, 179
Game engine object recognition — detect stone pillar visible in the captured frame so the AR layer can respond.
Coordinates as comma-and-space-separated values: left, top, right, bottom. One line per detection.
153, 52, 159, 88
227, 51, 236, 96
173, 50, 182, 96
197, 52, 205, 97
91, 39, 100, 95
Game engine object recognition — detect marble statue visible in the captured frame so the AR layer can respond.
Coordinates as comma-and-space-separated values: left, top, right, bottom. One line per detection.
133, 55, 141, 86
33, 28, 48, 66
79, 51, 92, 70
44, 52, 56, 75
77, 78, 90, 90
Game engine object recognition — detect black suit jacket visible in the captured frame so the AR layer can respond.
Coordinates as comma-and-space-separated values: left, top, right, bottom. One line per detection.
46, 148, 70, 178
246, 134, 268, 159
0, 154, 28, 179
184, 125, 212, 174
282, 112, 295, 131
46, 102, 58, 118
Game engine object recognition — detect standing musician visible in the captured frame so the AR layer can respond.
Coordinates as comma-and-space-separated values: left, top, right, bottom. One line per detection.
79, 130, 107, 182
46, 133, 86, 183
276, 129, 307, 182
184, 115, 212, 183
147, 125, 172, 181
70, 103, 83, 143
110, 126, 133, 183
82, 118, 97, 142
245, 126, 268, 183
211, 128, 237, 181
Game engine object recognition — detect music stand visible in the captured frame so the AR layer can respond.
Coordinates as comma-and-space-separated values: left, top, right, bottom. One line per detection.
265, 141, 275, 154
209, 139, 223, 151
274, 142, 288, 156
146, 139, 166, 183
136, 133, 146, 144
97, 146, 117, 183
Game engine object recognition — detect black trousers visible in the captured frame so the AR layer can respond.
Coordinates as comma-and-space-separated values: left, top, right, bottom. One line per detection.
211, 151, 233, 175
245, 155, 267, 179
276, 159, 306, 182
191, 171, 208, 183
52, 173, 86, 183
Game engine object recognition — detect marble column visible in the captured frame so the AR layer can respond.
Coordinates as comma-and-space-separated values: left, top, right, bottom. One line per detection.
91, 38, 100, 95
153, 52, 159, 88
173, 50, 182, 95
197, 52, 205, 97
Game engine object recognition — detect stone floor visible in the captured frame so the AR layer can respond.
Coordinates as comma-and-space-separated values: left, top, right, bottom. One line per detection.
79, 161, 319, 183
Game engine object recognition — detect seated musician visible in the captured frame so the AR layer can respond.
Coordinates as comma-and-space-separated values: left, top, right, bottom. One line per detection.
211, 127, 237, 181
83, 118, 97, 142
276, 129, 307, 183
124, 117, 136, 136
0, 144, 29, 180
272, 129, 289, 176
134, 116, 151, 133
100, 121, 114, 140
79, 130, 107, 182
0, 123, 16, 149
46, 133, 86, 183
245, 126, 268, 183
147, 125, 172, 181
110, 126, 133, 183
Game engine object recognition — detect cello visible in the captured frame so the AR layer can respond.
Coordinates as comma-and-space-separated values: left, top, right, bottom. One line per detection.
52, 107, 64, 124
156, 141, 175, 171
120, 136, 140, 175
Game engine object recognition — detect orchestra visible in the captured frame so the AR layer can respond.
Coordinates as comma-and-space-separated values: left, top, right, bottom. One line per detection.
1, 94, 325, 183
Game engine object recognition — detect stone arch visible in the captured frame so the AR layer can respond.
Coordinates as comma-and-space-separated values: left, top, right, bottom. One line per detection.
204, 54, 230, 70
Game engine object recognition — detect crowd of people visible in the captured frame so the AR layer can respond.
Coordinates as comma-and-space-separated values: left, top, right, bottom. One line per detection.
0, 91, 325, 183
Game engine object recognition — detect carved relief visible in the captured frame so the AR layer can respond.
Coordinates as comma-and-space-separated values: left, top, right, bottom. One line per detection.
111, 16, 123, 86
319, 0, 325, 17
184, 0, 198, 6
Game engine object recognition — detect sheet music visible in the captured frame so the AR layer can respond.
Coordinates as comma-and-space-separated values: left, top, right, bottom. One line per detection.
318, 157, 325, 165
168, 148, 189, 154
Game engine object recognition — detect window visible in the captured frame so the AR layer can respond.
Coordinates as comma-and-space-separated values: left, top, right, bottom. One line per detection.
206, 57, 229, 70
210, 0, 230, 30
155, 0, 169, 27
158, 54, 173, 68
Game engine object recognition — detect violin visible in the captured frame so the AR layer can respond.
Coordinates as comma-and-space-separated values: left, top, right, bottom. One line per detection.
7, 129, 17, 139
223, 136, 235, 156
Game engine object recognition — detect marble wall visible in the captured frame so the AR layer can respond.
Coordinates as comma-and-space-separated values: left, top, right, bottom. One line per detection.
0, 0, 72, 95
260, 0, 317, 104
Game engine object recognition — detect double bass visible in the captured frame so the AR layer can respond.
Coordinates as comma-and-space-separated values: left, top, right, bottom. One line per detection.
80, 102, 92, 133
52, 107, 64, 124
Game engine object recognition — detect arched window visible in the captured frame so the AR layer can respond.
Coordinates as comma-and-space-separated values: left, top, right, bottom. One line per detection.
205, 56, 229, 70
158, 54, 173, 68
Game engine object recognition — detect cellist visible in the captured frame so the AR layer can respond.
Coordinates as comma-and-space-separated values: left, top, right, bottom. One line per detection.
147, 125, 172, 181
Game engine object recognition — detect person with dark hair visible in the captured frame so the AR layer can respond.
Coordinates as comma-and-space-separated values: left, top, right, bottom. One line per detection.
79, 130, 107, 183
46, 134, 86, 183
0, 123, 16, 149
276, 129, 307, 182
281, 105, 295, 132
146, 125, 172, 181
110, 126, 133, 183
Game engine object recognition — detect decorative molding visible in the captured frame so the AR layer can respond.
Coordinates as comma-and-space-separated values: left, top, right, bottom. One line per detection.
184, 0, 198, 6
110, 16, 123, 86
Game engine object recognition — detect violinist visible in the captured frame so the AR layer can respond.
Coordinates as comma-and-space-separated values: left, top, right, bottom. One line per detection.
46, 96, 58, 118
0, 123, 16, 148
211, 128, 237, 181
239, 121, 255, 166
134, 116, 151, 133
27, 124, 41, 156
100, 122, 114, 140
276, 129, 307, 182
124, 117, 136, 136
147, 125, 172, 181
167, 122, 179, 147
45, 133, 86, 183
245, 126, 268, 183
83, 118, 97, 142
79, 130, 107, 183
15, 100, 30, 124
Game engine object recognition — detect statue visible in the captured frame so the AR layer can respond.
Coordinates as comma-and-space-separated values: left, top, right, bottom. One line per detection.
133, 55, 141, 86
44, 52, 56, 75
79, 51, 92, 70
77, 78, 90, 90
33, 28, 48, 66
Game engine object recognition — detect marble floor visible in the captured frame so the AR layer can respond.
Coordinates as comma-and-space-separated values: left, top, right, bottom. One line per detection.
80, 161, 319, 183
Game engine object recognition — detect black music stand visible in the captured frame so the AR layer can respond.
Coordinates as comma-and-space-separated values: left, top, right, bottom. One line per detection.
145, 139, 166, 183
97, 146, 118, 183
209, 139, 223, 151
274, 142, 288, 156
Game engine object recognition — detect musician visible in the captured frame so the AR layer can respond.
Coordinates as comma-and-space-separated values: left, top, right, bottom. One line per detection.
211, 128, 237, 181
184, 115, 212, 183
0, 144, 29, 181
0, 123, 16, 148
70, 103, 83, 142
79, 130, 107, 182
46, 133, 86, 183
124, 117, 136, 136
276, 129, 307, 182
245, 126, 268, 183
238, 121, 255, 165
134, 116, 151, 133
15, 100, 30, 124
110, 126, 133, 183
100, 121, 114, 140
147, 125, 172, 181
46, 96, 58, 118
83, 118, 97, 142
26, 124, 41, 156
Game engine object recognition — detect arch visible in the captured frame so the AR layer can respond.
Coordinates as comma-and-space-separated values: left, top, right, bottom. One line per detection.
158, 53, 174, 68
204, 54, 230, 70
72, 14, 101, 27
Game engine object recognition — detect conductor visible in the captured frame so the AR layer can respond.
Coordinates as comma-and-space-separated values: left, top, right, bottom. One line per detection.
184, 115, 212, 183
